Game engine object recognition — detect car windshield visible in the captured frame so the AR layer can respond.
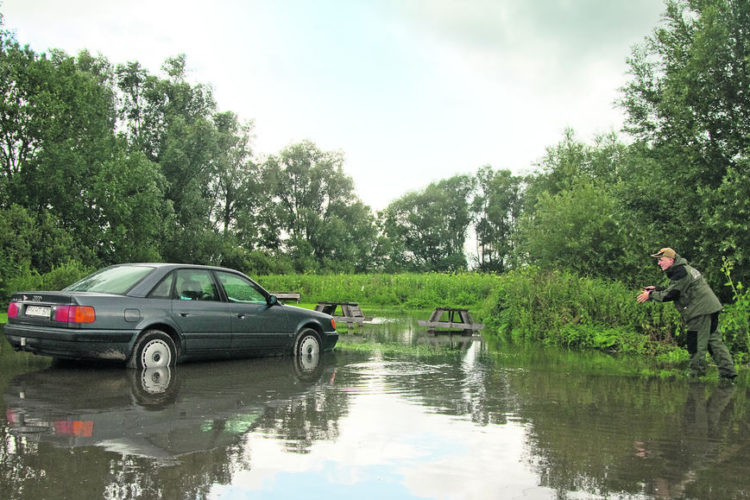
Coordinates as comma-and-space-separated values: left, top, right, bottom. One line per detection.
64, 265, 155, 294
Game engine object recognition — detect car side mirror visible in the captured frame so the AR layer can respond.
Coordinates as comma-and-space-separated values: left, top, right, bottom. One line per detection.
267, 295, 279, 307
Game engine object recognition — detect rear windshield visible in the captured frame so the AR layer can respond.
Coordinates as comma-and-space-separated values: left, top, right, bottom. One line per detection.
64, 265, 155, 294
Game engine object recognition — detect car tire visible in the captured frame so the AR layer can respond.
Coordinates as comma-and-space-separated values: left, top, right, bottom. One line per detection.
294, 328, 321, 358
129, 330, 177, 369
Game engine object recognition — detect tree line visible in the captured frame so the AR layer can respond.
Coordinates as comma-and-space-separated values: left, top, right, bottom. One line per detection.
1, 0, 749, 301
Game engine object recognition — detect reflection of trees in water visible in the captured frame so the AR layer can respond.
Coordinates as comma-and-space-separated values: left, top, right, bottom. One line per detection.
333, 343, 749, 499
333, 341, 519, 427
509, 371, 749, 499
103, 445, 246, 499
255, 388, 349, 454
0, 429, 236, 500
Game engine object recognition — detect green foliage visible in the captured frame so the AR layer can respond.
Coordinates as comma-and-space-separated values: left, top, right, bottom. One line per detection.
619, 0, 750, 285
482, 266, 684, 355
260, 140, 377, 273
720, 258, 750, 359
2, 260, 93, 303
380, 174, 474, 272
471, 166, 523, 272
0, 205, 85, 302
519, 180, 624, 275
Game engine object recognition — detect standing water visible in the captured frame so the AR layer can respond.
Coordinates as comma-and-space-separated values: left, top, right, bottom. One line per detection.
1, 317, 748, 499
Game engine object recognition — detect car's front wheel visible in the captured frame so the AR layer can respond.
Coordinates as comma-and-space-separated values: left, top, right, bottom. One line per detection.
294, 328, 321, 358
129, 330, 177, 368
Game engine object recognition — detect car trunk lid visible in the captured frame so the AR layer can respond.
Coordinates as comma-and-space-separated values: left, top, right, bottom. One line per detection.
9, 292, 79, 327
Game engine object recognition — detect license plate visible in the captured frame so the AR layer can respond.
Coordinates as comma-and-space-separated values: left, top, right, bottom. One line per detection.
25, 305, 51, 318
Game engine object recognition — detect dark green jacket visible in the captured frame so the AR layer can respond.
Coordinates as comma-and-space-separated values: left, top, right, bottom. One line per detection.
649, 256, 722, 321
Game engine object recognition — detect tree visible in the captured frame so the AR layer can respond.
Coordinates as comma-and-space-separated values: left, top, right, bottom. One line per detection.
89, 145, 172, 263
621, 0, 750, 183
261, 140, 376, 272
518, 180, 635, 279
471, 166, 523, 273
381, 175, 474, 272
619, 0, 750, 282
115, 56, 224, 263
0, 27, 39, 207
210, 111, 258, 236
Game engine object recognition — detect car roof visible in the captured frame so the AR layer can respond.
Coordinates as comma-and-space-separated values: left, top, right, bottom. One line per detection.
118, 263, 240, 272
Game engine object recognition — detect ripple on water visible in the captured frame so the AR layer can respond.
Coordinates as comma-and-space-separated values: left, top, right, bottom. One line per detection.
338, 360, 454, 396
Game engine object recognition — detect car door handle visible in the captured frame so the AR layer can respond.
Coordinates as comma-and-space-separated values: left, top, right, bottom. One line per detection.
237, 314, 246, 319
180, 312, 189, 317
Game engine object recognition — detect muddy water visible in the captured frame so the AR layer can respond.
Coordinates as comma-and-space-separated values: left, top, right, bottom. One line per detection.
1, 319, 748, 499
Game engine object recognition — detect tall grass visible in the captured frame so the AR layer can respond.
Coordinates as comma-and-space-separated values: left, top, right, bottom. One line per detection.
480, 266, 686, 355
257, 272, 500, 310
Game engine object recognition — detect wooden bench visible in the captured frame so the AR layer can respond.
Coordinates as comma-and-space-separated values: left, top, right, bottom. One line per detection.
315, 301, 371, 327
418, 307, 484, 336
272, 292, 301, 303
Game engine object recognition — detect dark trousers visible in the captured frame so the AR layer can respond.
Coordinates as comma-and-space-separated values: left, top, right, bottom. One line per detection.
686, 312, 737, 378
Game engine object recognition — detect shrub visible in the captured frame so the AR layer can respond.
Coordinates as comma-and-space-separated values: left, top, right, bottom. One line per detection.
481, 266, 684, 354
1, 260, 93, 306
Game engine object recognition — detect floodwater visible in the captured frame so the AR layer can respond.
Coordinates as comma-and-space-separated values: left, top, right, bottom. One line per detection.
1, 318, 748, 500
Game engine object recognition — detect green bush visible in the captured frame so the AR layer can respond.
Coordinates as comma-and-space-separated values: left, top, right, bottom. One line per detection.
720, 258, 750, 362
1, 260, 94, 306
481, 266, 684, 354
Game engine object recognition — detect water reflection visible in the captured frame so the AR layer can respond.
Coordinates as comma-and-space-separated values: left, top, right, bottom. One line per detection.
2, 353, 344, 498
1, 321, 749, 499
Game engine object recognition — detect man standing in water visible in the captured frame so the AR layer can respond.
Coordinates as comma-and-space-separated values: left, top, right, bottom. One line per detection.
637, 248, 737, 381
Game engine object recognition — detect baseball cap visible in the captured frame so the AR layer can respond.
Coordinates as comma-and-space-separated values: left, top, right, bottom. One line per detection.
650, 247, 676, 259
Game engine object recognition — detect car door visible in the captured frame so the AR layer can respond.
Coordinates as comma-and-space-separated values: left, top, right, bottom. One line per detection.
215, 271, 291, 353
171, 269, 232, 357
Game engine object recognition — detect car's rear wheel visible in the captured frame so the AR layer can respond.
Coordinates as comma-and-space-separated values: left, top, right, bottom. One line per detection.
294, 328, 321, 359
129, 330, 177, 368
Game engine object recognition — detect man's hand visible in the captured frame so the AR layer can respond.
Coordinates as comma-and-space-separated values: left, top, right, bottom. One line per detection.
637, 290, 651, 303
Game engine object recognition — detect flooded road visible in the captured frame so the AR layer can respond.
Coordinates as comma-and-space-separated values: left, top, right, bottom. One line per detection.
1, 318, 749, 499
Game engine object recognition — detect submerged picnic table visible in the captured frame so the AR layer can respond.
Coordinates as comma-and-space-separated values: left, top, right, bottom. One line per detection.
418, 307, 484, 336
314, 302, 372, 327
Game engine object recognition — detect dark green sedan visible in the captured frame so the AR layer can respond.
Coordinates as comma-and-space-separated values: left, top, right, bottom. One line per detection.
4, 264, 338, 368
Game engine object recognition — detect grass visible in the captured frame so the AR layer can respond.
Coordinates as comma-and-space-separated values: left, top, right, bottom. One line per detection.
259, 272, 500, 310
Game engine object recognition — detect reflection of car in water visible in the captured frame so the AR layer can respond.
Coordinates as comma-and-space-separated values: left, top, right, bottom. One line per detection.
4, 353, 335, 461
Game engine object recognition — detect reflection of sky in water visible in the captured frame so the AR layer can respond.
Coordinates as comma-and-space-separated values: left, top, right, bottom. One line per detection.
210, 345, 555, 499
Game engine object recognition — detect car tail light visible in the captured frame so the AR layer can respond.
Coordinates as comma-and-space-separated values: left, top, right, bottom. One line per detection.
331, 319, 336, 330
8, 302, 19, 318
55, 305, 96, 323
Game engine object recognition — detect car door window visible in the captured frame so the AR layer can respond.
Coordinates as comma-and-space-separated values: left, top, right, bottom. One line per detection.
216, 272, 267, 304
175, 270, 220, 301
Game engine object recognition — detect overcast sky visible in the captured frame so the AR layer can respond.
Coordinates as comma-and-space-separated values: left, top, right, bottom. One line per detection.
1, 0, 665, 210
